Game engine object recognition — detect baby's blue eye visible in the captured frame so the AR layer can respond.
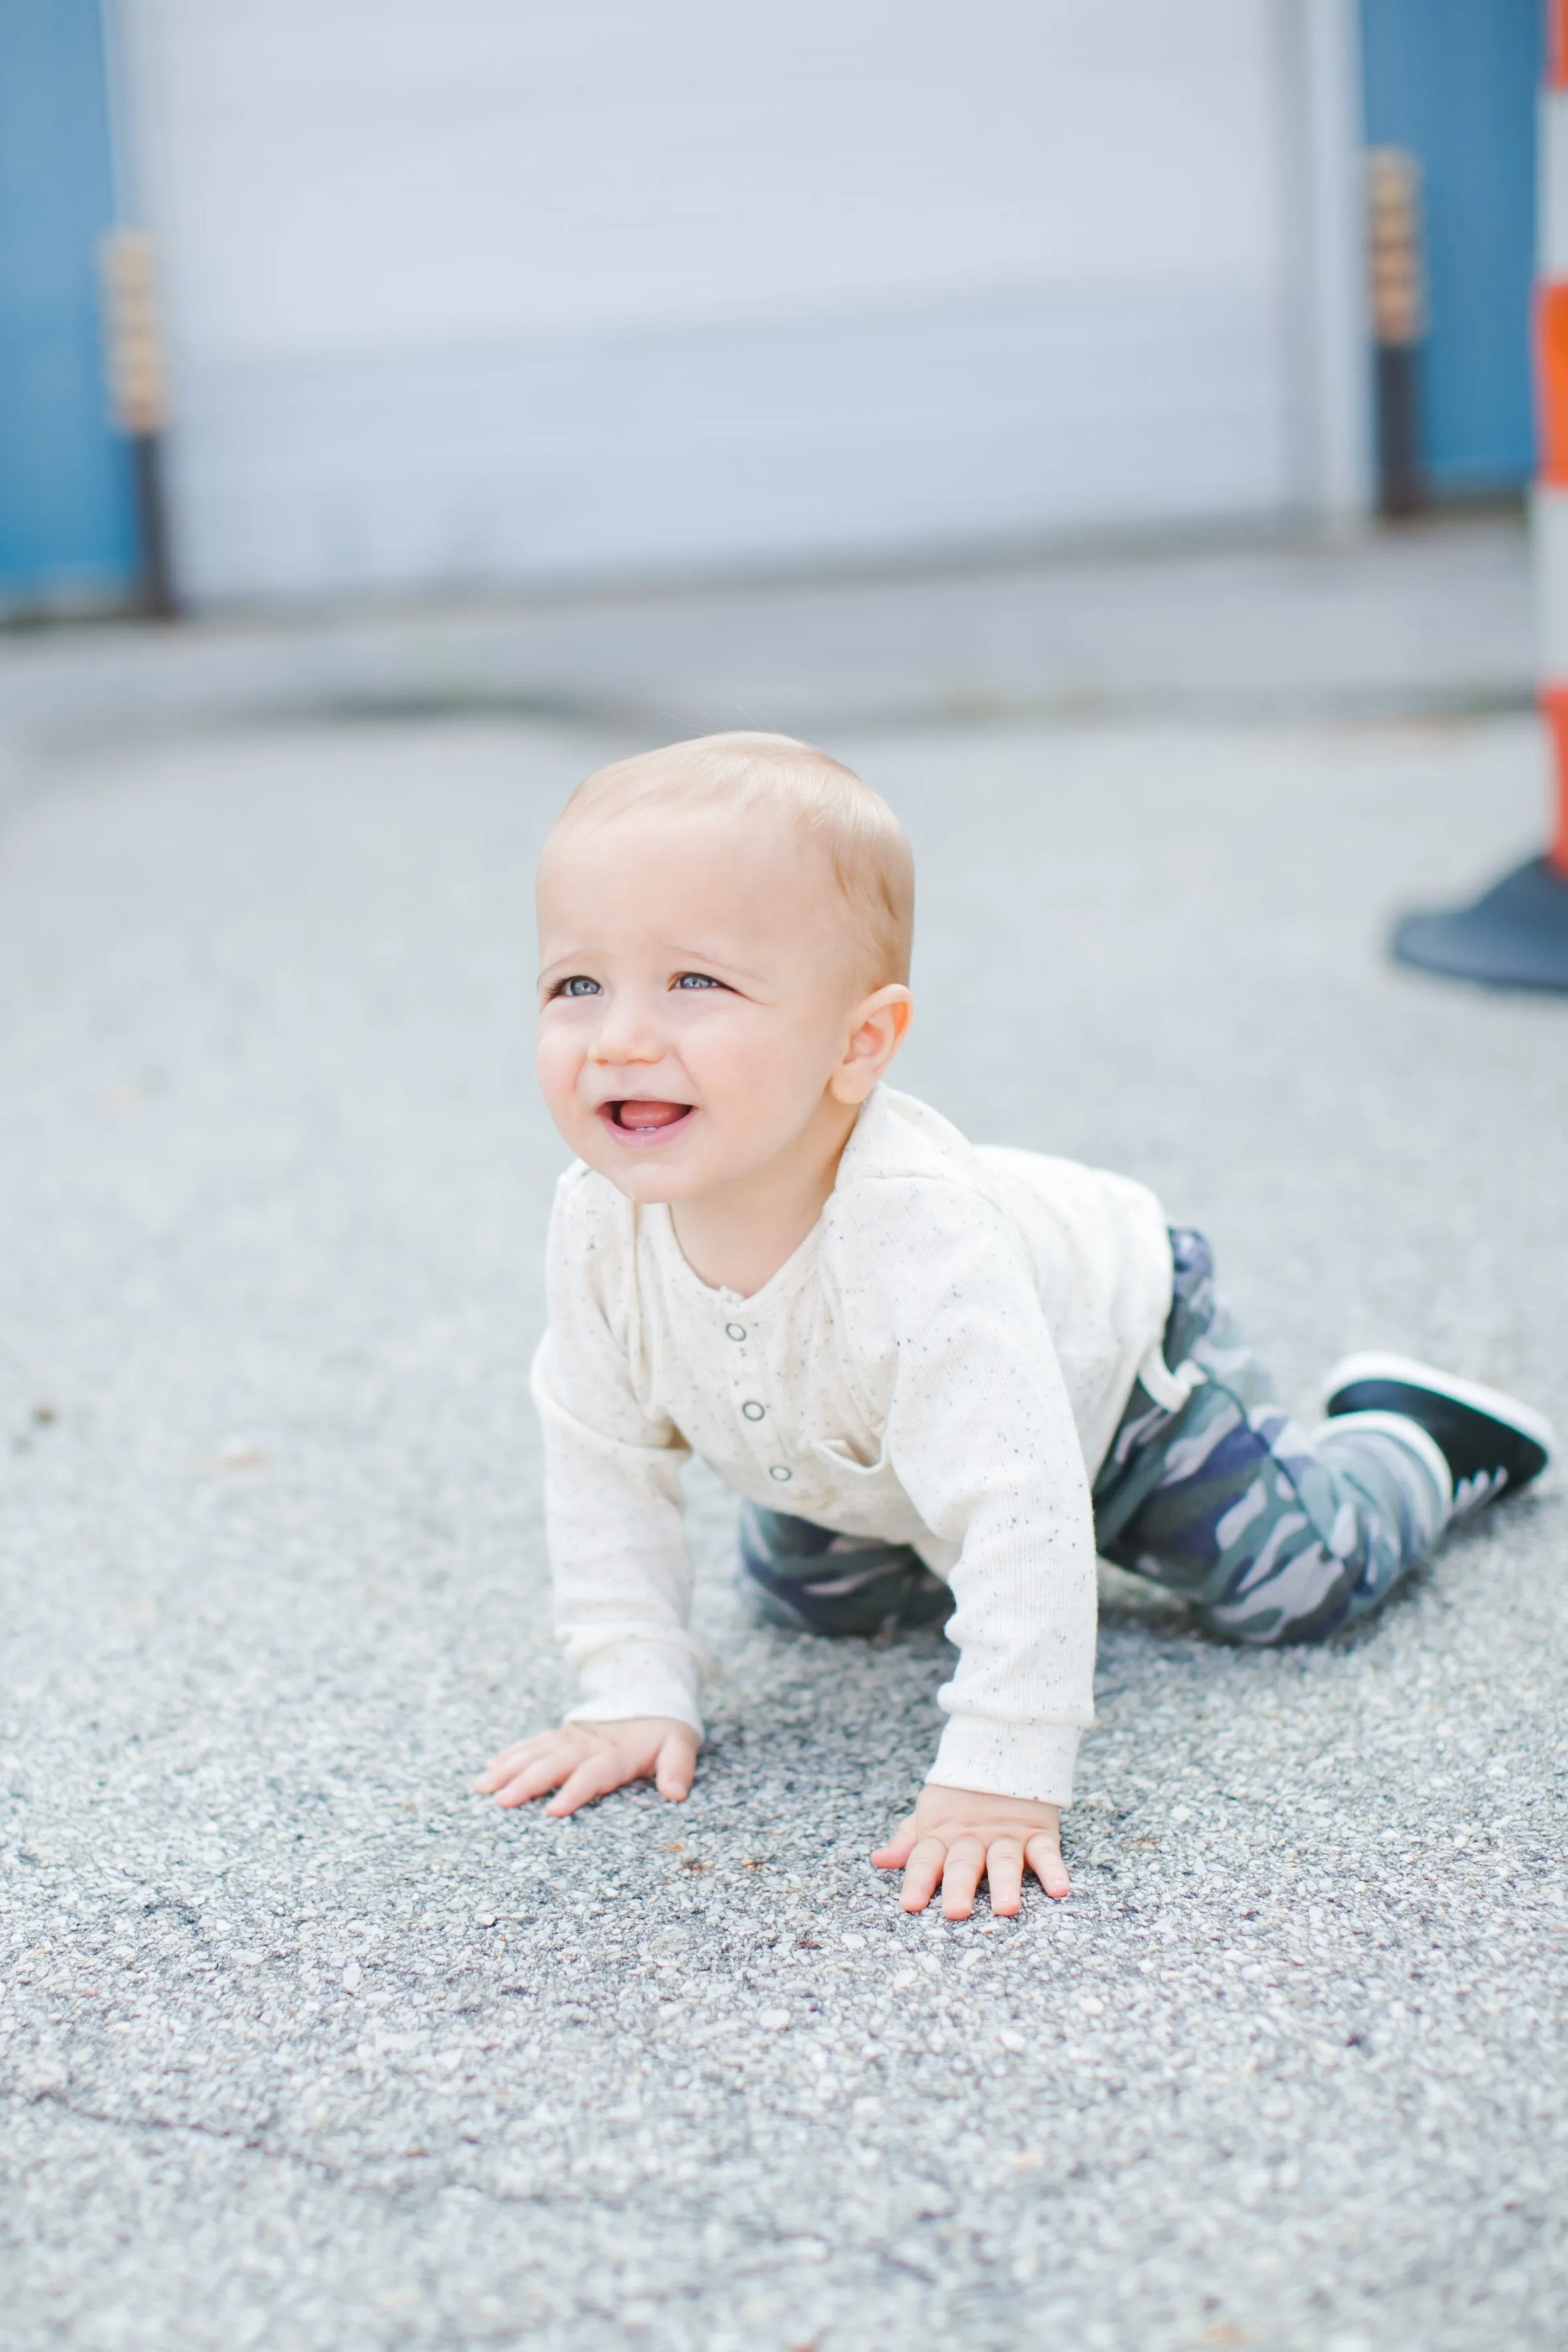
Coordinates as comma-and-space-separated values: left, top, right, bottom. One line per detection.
556, 976, 601, 998
673, 972, 721, 991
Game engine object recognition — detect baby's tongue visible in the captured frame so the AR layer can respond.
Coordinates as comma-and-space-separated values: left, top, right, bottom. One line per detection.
618, 1100, 689, 1131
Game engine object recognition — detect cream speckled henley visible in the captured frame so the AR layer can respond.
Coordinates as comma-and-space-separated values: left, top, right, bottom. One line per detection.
531, 1086, 1176, 1804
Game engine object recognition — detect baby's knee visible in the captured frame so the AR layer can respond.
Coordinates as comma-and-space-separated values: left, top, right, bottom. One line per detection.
736, 1504, 950, 1638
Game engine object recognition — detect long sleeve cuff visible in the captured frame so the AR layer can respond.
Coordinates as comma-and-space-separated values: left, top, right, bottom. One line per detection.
928, 1714, 1082, 1807
562, 1635, 704, 1736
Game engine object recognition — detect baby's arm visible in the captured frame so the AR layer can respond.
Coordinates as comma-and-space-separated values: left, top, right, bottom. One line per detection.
478, 1716, 697, 1814
847, 1185, 1099, 1915
481, 1172, 703, 1812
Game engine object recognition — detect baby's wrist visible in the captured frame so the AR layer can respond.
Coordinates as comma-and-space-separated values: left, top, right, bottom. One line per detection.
920, 1781, 1061, 1823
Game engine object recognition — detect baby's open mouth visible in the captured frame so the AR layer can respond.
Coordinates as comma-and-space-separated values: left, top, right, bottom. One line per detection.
601, 1099, 694, 1138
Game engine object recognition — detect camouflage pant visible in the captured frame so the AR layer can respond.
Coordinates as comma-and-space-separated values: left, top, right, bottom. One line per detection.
737, 1228, 1450, 1647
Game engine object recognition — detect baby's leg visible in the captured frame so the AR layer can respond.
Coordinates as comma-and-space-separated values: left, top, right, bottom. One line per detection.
736, 1504, 953, 1637
1094, 1231, 1450, 1645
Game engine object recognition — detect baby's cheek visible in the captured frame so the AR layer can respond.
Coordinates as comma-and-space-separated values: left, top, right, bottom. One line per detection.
535, 1032, 586, 1126
701, 1048, 793, 1136
711, 1016, 814, 1101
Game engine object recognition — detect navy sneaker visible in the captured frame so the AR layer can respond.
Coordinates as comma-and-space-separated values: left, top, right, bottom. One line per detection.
1322, 1352, 1555, 1518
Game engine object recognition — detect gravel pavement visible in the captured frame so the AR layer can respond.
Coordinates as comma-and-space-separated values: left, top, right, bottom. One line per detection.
1, 700, 1565, 2351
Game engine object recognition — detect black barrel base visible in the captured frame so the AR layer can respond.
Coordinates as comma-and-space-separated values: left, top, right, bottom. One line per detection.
1390, 856, 1568, 992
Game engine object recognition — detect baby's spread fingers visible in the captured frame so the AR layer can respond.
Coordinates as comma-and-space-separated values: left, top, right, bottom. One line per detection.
871, 1814, 921, 1871
940, 1835, 988, 1922
1025, 1831, 1071, 1900
475, 1734, 556, 1793
654, 1733, 697, 1800
545, 1749, 637, 1818
898, 1835, 950, 1914
983, 1835, 1025, 1918
491, 1748, 581, 1808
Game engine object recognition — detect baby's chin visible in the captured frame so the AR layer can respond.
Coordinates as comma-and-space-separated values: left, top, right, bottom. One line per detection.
575, 1117, 792, 1208
572, 1115, 721, 1202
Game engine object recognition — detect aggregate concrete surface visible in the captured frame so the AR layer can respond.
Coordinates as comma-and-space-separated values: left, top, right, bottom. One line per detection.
1, 696, 1565, 2351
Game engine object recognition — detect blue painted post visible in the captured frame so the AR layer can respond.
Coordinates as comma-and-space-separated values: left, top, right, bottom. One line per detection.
0, 0, 136, 610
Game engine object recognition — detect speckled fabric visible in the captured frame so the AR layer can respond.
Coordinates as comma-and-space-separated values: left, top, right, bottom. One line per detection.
532, 1085, 1175, 1803
738, 1227, 1450, 1657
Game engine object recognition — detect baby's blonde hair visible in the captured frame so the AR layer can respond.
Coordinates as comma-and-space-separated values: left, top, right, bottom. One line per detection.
555, 731, 915, 986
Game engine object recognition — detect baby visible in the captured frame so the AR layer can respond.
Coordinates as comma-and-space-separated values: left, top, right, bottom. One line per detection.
478, 731, 1554, 1919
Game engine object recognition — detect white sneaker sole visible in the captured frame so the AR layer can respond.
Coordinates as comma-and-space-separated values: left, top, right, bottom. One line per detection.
1320, 1351, 1557, 1465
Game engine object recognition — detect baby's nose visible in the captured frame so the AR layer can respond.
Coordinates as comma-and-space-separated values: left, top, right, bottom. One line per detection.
590, 1005, 665, 1065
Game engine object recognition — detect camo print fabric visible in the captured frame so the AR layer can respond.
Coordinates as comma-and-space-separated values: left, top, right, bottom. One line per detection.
737, 1504, 957, 1639
1089, 1228, 1447, 1643
738, 1227, 1448, 1648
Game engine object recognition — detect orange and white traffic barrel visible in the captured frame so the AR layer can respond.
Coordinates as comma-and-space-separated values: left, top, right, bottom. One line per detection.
1536, 0, 1568, 884
1391, 1, 1568, 988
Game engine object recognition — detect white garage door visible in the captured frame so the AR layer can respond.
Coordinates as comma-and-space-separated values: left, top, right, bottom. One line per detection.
120, 0, 1318, 603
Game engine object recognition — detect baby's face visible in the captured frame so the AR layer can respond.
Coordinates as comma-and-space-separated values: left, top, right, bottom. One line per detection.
536, 805, 875, 1204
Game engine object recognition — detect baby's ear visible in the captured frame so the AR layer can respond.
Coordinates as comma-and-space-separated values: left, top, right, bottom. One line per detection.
831, 984, 913, 1102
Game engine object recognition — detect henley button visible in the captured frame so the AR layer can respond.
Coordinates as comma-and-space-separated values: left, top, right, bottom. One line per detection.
725, 1322, 746, 1342
769, 1465, 792, 1483
741, 1400, 766, 1421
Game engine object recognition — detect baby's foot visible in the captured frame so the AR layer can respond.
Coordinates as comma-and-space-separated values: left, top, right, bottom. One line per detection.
1322, 1352, 1555, 1516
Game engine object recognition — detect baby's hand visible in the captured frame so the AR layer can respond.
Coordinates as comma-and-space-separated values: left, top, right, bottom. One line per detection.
873, 1782, 1070, 1918
476, 1717, 698, 1817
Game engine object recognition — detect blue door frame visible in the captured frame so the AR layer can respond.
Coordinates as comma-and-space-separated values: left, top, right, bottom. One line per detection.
1361, 0, 1544, 497
0, 0, 136, 608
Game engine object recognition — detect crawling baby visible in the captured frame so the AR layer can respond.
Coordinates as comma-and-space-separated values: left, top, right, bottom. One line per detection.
478, 731, 1553, 1918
